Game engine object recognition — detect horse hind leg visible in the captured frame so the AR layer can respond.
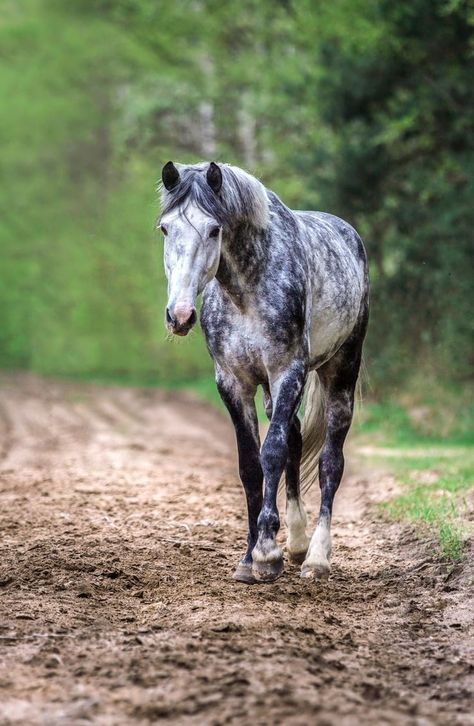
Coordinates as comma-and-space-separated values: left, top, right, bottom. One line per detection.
301, 342, 362, 580
285, 416, 310, 564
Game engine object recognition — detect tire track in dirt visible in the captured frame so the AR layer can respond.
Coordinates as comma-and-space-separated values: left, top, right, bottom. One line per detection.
0, 373, 472, 725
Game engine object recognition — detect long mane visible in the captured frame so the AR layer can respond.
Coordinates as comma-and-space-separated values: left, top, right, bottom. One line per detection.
160, 163, 269, 230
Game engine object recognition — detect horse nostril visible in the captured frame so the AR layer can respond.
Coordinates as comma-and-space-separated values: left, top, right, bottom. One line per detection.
166, 307, 175, 326
167, 305, 196, 332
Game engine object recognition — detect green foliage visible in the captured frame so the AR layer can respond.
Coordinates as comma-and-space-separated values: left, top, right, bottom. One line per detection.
307, 0, 474, 386
0, 0, 472, 393
0, 0, 211, 381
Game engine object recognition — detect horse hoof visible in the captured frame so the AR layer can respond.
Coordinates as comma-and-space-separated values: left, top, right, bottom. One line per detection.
233, 562, 257, 585
288, 550, 307, 565
252, 558, 284, 583
300, 562, 330, 580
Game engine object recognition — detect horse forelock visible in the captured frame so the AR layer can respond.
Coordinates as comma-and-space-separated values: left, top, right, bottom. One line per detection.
159, 163, 269, 230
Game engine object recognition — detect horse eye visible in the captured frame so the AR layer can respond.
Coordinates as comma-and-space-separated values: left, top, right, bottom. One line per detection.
209, 226, 220, 239
160, 224, 168, 236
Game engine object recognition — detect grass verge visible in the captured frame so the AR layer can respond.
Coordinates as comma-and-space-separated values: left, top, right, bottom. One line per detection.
354, 395, 473, 560
380, 456, 472, 560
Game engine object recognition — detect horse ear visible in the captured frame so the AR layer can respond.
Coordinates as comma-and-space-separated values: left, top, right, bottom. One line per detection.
206, 162, 222, 194
162, 161, 180, 191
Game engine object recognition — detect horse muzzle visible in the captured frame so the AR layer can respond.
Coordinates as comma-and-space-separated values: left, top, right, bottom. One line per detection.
166, 304, 197, 336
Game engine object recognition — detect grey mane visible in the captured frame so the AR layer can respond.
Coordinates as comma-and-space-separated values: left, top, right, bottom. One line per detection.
160, 163, 269, 231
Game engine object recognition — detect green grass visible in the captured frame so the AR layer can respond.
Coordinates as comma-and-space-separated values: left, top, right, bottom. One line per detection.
353, 393, 473, 560
355, 397, 474, 447
390, 463, 471, 560
365, 449, 473, 560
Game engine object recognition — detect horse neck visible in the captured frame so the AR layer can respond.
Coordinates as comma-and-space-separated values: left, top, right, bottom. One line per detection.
215, 222, 268, 307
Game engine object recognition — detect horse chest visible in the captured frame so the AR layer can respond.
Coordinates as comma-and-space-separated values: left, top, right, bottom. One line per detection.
202, 299, 278, 381
221, 318, 268, 368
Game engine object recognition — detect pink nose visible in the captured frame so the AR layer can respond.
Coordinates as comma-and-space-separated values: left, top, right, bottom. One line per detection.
174, 302, 194, 326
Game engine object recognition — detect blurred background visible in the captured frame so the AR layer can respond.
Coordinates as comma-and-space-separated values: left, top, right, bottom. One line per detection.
1, 0, 472, 437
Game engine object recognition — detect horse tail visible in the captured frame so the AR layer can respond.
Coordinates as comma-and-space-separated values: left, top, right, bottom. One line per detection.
299, 370, 327, 495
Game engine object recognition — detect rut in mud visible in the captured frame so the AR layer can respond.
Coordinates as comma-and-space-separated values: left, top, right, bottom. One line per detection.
0, 373, 472, 725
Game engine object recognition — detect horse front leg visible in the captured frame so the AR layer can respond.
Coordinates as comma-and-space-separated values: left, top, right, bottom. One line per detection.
262, 387, 310, 565
252, 361, 306, 582
216, 372, 263, 585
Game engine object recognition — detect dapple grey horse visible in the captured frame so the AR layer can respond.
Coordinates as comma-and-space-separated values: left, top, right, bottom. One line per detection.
158, 161, 369, 584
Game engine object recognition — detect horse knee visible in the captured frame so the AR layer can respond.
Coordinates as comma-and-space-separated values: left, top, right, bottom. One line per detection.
261, 436, 288, 483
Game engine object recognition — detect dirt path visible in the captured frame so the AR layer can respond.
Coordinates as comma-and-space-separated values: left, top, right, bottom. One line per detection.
0, 374, 472, 725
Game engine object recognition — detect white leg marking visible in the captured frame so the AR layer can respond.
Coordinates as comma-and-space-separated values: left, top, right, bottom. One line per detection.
301, 515, 332, 579
252, 538, 283, 563
286, 498, 310, 558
